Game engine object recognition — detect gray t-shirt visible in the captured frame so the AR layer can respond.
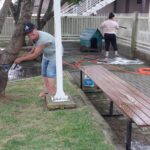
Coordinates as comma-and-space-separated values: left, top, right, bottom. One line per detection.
34, 31, 56, 60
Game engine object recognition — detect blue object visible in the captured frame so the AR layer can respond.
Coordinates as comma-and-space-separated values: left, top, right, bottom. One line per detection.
83, 75, 95, 87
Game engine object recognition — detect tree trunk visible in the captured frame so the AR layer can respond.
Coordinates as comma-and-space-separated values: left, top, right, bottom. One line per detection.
0, 0, 12, 33
0, 67, 8, 97
0, 0, 35, 96
0, 0, 81, 96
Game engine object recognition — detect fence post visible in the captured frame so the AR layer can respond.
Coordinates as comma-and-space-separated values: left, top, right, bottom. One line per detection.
131, 11, 138, 58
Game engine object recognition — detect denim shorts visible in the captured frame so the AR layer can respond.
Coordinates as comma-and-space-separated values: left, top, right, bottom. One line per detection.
41, 58, 56, 78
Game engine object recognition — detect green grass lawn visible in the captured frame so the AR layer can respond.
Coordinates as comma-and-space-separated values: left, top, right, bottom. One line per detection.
0, 76, 114, 150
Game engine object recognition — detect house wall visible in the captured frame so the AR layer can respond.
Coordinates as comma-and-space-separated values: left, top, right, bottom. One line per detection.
142, 0, 150, 13
129, 0, 143, 13
97, 3, 114, 14
96, 0, 150, 14
116, 0, 149, 13
115, 0, 126, 13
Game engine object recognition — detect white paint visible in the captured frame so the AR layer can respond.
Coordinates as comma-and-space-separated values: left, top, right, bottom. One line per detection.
53, 0, 68, 102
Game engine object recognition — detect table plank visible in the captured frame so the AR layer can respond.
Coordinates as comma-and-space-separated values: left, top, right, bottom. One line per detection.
80, 65, 150, 126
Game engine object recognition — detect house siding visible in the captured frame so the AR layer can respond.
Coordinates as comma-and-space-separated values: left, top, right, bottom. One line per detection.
97, 3, 115, 14
96, 0, 150, 14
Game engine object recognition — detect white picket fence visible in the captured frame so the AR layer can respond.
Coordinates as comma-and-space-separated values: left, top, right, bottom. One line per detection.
61, 15, 105, 40
0, 13, 150, 52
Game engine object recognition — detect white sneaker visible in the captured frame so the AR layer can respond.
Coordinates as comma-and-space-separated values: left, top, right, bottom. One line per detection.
115, 51, 119, 57
105, 51, 109, 57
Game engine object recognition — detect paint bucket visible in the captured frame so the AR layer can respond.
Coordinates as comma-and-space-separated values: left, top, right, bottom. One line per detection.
83, 75, 94, 87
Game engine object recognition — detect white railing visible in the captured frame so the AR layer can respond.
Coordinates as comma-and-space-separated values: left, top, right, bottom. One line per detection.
84, 0, 116, 15
61, 2, 76, 15
61, 0, 116, 16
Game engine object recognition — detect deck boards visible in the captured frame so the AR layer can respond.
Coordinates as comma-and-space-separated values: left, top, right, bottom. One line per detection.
80, 65, 150, 127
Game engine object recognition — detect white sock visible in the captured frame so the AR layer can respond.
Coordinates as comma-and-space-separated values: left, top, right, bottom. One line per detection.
105, 51, 109, 57
115, 51, 118, 55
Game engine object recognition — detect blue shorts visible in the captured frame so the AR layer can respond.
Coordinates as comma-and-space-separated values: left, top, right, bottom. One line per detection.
41, 58, 56, 78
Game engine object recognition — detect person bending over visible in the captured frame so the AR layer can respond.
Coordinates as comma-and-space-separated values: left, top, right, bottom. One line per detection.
15, 21, 56, 97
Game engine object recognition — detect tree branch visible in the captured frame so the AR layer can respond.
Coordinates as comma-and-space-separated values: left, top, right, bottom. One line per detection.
37, 0, 44, 29
9, 0, 22, 24
38, 0, 66, 30
15, 0, 22, 23
10, 2, 16, 19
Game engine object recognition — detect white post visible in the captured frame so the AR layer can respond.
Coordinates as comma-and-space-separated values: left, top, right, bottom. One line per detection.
53, 0, 68, 102
149, 0, 150, 31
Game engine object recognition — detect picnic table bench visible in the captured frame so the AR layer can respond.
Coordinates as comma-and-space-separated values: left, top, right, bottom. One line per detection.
79, 65, 150, 150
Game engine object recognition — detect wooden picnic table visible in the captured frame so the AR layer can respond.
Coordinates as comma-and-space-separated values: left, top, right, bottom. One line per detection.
79, 65, 150, 150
